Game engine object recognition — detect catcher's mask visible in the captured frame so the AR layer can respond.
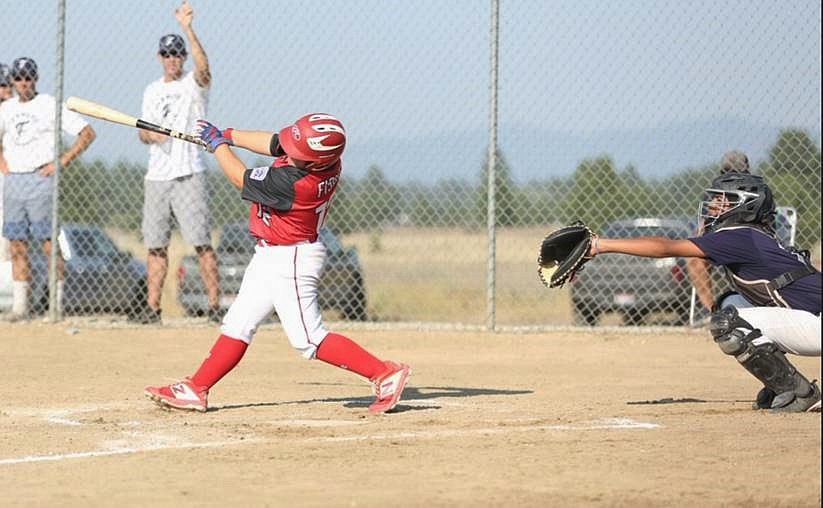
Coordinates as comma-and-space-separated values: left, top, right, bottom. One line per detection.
700, 173, 774, 233
278, 113, 346, 170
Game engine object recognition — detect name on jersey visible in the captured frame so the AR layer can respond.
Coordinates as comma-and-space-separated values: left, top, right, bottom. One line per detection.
317, 175, 339, 197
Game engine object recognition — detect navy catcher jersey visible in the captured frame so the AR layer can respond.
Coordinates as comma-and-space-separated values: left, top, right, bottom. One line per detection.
689, 226, 821, 314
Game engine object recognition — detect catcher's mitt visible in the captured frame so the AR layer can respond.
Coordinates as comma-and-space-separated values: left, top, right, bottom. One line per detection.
537, 221, 596, 288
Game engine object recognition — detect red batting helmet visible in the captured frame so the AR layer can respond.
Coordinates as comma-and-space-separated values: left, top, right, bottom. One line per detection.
278, 113, 346, 168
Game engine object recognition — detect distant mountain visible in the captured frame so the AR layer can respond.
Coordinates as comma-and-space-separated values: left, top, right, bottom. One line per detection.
343, 117, 821, 183
89, 117, 820, 185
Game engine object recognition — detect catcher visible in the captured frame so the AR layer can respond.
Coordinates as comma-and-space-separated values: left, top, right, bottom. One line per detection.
538, 173, 821, 413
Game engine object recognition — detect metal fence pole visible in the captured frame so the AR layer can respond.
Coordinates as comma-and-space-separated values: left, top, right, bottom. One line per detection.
485, 0, 500, 331
48, 0, 66, 322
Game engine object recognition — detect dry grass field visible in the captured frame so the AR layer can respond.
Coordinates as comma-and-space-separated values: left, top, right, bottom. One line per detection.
1, 320, 820, 507
108, 226, 574, 324
107, 225, 821, 326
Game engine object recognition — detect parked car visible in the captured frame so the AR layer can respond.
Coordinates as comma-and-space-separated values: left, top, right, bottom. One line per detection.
176, 222, 368, 320
0, 223, 147, 317
570, 218, 694, 326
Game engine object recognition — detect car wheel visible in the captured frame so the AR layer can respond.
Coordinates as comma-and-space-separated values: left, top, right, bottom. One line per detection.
340, 276, 368, 321
573, 301, 599, 326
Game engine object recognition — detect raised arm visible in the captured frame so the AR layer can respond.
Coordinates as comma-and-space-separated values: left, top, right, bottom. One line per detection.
212, 144, 245, 189
176, 1, 211, 88
226, 129, 277, 156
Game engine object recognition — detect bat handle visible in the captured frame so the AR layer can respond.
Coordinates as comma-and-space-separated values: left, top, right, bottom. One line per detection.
171, 131, 208, 149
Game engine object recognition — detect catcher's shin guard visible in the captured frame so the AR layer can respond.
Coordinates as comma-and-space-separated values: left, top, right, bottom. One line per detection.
711, 306, 819, 412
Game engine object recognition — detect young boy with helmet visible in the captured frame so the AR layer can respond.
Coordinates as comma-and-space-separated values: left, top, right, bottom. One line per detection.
144, 113, 412, 414
587, 172, 821, 412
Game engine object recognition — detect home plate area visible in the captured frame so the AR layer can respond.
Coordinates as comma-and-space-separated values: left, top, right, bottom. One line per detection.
0, 393, 661, 466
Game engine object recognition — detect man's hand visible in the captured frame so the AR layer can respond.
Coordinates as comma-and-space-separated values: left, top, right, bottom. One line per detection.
139, 130, 169, 145
175, 1, 194, 29
39, 162, 55, 176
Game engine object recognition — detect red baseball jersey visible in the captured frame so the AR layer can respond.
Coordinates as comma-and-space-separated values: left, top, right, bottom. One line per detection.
242, 155, 341, 245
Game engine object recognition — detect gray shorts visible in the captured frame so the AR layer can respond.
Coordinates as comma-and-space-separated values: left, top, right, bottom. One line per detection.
142, 172, 212, 249
2, 172, 54, 241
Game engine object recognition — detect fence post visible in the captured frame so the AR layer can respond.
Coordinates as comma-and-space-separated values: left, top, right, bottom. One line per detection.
485, 0, 500, 331
48, 0, 67, 322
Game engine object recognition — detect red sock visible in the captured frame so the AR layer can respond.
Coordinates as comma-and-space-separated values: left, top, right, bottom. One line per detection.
190, 334, 248, 389
316, 333, 386, 380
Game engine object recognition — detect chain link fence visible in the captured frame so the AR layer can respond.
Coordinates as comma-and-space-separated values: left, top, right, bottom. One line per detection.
1, 1, 820, 328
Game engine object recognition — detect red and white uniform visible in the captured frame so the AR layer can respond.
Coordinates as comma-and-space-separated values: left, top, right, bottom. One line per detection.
243, 156, 340, 245
220, 140, 341, 358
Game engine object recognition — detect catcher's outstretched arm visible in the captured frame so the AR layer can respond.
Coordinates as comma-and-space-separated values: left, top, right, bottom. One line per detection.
593, 237, 706, 259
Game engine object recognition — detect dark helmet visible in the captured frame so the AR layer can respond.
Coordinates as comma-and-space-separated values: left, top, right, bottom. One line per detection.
701, 172, 775, 232
10, 57, 38, 81
0, 63, 10, 86
158, 34, 187, 57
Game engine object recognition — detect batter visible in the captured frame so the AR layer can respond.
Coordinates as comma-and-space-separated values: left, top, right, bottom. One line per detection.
144, 113, 411, 414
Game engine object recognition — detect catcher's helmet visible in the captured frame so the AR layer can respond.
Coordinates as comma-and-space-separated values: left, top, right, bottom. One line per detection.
278, 113, 346, 169
10, 57, 38, 81
701, 172, 775, 232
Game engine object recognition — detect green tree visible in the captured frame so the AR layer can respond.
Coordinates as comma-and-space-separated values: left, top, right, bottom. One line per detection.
760, 129, 821, 247
477, 148, 519, 227
360, 165, 400, 227
557, 156, 630, 231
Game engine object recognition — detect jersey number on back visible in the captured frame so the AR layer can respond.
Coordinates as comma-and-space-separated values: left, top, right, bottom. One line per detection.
315, 200, 331, 234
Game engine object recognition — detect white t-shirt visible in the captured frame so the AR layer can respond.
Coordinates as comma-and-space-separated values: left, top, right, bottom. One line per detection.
0, 94, 89, 172
141, 71, 209, 181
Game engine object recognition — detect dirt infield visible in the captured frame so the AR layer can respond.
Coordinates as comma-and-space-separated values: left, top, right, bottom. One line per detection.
1, 321, 820, 507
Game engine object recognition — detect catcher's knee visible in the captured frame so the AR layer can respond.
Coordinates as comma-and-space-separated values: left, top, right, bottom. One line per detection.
710, 306, 762, 356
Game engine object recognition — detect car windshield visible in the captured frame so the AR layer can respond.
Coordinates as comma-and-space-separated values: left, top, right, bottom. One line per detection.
69, 228, 120, 258
218, 225, 255, 254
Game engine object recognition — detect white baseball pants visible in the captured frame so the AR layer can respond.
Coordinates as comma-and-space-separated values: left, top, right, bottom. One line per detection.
221, 241, 328, 358
738, 307, 821, 357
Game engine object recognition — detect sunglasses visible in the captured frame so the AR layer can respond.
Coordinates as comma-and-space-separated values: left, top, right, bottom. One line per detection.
159, 51, 185, 58
12, 76, 35, 82
0, 83, 11, 87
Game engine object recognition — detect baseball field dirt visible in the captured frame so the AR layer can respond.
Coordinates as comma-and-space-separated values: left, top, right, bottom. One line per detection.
1, 321, 820, 507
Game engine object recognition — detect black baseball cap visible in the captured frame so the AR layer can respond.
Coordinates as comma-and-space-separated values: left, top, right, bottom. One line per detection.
11, 57, 38, 80
0, 63, 10, 86
158, 34, 187, 56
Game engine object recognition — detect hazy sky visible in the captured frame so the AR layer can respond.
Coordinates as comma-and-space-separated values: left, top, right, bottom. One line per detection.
3, 1, 820, 181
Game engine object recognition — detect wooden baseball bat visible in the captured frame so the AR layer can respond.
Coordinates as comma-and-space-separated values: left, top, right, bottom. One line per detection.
65, 96, 207, 149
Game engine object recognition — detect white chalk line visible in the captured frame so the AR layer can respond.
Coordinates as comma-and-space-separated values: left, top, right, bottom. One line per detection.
1, 399, 661, 466
302, 417, 661, 443
0, 438, 261, 466
0, 416, 659, 466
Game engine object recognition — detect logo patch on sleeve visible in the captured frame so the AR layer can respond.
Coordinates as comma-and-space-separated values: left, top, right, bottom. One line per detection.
250, 166, 270, 181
